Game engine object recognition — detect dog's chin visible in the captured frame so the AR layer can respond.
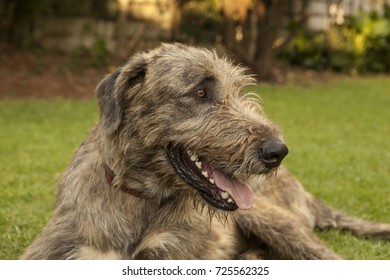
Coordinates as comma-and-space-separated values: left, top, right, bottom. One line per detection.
166, 143, 256, 212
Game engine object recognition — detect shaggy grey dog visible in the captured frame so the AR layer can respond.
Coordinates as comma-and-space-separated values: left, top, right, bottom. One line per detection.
22, 44, 390, 260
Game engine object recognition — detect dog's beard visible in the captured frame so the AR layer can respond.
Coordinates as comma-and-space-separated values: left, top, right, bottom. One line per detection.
190, 191, 233, 226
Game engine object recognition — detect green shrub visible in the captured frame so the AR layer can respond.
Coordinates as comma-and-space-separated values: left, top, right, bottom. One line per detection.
280, 5, 390, 74
70, 39, 110, 69
329, 9, 390, 73
363, 7, 390, 72
280, 30, 328, 71
90, 39, 110, 67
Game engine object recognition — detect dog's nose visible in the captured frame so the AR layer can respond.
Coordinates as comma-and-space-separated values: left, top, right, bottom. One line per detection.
260, 139, 289, 168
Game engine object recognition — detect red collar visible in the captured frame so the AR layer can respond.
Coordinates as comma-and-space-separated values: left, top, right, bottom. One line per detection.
101, 161, 147, 199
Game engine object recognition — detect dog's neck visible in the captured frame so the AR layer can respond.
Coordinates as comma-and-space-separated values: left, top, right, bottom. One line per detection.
101, 161, 147, 199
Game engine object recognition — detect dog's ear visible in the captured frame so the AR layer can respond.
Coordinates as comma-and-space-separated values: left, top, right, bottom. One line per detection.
96, 70, 121, 135
96, 54, 147, 135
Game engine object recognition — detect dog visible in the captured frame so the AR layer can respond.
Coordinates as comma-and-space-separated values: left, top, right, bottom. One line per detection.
22, 43, 390, 259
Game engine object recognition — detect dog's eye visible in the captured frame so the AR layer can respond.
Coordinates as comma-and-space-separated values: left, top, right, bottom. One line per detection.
195, 89, 207, 99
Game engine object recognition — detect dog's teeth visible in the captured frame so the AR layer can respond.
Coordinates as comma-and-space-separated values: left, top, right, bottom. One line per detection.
209, 178, 215, 184
190, 154, 198, 162
195, 161, 202, 169
220, 191, 229, 200
227, 198, 233, 203
202, 171, 208, 178
187, 150, 193, 156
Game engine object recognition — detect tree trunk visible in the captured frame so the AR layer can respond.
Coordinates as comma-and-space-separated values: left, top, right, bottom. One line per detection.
221, 0, 237, 49
254, 0, 284, 81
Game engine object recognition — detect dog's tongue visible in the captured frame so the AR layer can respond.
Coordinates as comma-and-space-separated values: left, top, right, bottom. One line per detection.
212, 169, 253, 210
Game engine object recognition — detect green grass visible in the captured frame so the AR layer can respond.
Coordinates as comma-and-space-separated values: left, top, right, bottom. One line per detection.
0, 100, 98, 259
1, 77, 389, 259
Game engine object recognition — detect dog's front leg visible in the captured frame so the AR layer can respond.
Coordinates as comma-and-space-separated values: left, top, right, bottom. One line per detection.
130, 225, 207, 260
236, 203, 342, 260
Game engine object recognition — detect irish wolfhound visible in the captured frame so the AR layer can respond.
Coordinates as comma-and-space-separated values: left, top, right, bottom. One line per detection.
22, 44, 390, 260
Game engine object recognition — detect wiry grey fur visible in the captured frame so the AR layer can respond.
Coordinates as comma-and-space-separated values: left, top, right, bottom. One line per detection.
22, 44, 390, 260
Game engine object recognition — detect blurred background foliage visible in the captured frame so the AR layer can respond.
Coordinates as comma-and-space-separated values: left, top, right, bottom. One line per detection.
179, 0, 223, 43
1, 0, 390, 79
281, 6, 390, 74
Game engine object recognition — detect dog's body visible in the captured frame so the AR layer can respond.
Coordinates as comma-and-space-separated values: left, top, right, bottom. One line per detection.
22, 44, 390, 260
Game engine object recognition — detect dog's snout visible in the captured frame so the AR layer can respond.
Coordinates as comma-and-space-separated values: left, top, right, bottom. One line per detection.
259, 139, 289, 168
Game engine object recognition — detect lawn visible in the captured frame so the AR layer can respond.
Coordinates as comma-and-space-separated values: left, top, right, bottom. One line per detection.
1, 77, 389, 259
0, 100, 98, 259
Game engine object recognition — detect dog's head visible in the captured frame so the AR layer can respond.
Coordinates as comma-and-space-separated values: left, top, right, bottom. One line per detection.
96, 43, 288, 211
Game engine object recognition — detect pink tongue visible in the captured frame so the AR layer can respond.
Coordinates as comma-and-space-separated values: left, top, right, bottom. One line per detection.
212, 169, 253, 210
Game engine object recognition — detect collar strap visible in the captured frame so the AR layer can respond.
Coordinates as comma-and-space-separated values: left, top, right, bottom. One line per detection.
101, 161, 147, 199
103, 161, 115, 185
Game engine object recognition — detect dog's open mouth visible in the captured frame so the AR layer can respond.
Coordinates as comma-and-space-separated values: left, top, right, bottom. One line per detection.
167, 143, 253, 211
